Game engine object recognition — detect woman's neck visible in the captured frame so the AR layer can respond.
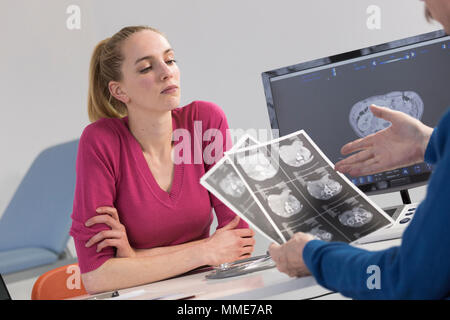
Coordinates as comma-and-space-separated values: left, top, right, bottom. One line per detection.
127, 109, 173, 158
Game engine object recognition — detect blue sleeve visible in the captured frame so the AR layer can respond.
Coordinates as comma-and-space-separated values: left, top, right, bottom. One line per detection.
303, 108, 450, 299
425, 108, 450, 165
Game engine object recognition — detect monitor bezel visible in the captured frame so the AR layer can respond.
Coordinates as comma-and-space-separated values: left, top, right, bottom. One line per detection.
261, 29, 447, 196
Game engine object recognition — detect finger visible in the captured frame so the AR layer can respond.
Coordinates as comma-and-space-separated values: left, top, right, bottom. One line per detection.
85, 214, 122, 230
240, 245, 254, 256
340, 137, 372, 156
240, 237, 256, 247
369, 104, 399, 122
268, 243, 280, 260
221, 216, 240, 231
96, 206, 120, 221
339, 149, 374, 166
243, 228, 256, 238
278, 247, 288, 271
85, 230, 123, 248
349, 158, 383, 176
96, 239, 122, 253
233, 228, 254, 238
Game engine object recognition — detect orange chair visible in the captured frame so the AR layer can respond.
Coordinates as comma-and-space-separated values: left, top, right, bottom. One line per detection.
31, 263, 87, 300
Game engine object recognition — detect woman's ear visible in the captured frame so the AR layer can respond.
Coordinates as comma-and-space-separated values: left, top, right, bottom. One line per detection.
108, 81, 130, 104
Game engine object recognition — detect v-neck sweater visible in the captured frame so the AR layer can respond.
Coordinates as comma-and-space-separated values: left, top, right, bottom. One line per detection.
70, 101, 248, 273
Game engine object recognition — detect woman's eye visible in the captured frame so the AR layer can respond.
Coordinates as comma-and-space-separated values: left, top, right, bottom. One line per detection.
140, 66, 152, 73
166, 59, 177, 65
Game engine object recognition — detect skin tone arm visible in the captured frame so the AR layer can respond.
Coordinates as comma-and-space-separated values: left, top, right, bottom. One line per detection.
82, 207, 254, 294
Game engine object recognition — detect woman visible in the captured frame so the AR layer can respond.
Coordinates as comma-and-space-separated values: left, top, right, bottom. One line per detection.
70, 26, 254, 294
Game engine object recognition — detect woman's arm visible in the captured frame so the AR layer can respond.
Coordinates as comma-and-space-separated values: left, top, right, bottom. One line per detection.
81, 241, 209, 294
82, 213, 254, 294
133, 238, 208, 258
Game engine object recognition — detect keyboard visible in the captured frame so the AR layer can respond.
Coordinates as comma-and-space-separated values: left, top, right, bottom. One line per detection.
354, 203, 418, 244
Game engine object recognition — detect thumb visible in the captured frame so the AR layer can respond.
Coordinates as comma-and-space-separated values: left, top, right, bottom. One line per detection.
222, 215, 240, 231
370, 104, 401, 123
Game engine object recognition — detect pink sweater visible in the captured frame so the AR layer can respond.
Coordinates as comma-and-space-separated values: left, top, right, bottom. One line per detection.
70, 101, 248, 273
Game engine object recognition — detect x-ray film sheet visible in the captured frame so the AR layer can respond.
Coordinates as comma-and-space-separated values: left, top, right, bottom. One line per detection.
226, 130, 394, 244
200, 134, 285, 245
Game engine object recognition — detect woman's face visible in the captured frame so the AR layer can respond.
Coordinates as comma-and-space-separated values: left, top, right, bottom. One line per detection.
111, 30, 181, 114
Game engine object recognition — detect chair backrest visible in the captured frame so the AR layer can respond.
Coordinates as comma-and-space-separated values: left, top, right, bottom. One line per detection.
31, 263, 86, 300
0, 139, 79, 254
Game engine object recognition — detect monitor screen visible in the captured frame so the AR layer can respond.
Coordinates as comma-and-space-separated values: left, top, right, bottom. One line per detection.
262, 30, 450, 195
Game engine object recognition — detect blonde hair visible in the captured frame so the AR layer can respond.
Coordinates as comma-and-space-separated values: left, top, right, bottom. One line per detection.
87, 25, 163, 122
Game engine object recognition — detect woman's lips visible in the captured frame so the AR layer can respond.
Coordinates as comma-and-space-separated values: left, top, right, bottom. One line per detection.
161, 85, 178, 94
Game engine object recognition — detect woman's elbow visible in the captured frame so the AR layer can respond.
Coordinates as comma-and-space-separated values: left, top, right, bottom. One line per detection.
81, 264, 112, 295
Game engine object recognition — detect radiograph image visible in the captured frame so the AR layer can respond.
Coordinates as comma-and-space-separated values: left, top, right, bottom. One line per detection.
349, 91, 424, 138
219, 171, 246, 198
307, 174, 342, 200
279, 140, 313, 167
338, 207, 373, 228
236, 152, 278, 181
309, 227, 333, 241
267, 189, 303, 218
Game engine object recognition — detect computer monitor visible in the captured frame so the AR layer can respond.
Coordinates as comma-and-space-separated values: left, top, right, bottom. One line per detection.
262, 30, 450, 199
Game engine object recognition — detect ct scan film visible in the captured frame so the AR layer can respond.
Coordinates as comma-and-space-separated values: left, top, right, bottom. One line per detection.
201, 131, 394, 245
201, 135, 284, 245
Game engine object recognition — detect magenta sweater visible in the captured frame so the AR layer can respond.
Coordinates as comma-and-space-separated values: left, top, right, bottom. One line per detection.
70, 101, 248, 273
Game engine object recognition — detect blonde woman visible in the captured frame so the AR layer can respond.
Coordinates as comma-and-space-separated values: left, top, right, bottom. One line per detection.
70, 26, 254, 294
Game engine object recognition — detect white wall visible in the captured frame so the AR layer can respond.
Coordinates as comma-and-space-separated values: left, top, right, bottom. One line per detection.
0, 0, 440, 255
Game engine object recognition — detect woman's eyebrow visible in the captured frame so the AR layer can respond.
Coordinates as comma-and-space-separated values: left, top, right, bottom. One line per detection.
134, 48, 174, 65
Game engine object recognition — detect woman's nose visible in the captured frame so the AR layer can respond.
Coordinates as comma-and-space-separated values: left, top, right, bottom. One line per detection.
159, 63, 173, 81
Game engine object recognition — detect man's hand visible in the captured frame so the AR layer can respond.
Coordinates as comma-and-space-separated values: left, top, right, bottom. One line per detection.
269, 232, 315, 278
334, 105, 433, 177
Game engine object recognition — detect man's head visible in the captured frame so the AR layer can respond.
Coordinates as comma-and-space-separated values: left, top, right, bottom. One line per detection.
423, 0, 450, 34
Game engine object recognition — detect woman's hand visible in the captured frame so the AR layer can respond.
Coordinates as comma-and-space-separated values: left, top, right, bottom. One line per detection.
204, 216, 255, 266
269, 232, 315, 278
84, 206, 136, 258
335, 105, 434, 177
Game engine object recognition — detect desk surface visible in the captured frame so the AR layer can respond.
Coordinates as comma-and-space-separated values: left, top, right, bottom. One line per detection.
73, 238, 401, 300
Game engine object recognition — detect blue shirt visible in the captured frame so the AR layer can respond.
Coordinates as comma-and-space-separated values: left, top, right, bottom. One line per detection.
303, 108, 450, 299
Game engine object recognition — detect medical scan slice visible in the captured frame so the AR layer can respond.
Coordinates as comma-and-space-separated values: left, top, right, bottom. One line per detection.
309, 227, 333, 241
349, 91, 424, 138
338, 207, 373, 228
236, 152, 278, 181
219, 172, 246, 198
307, 174, 343, 200
279, 140, 314, 167
267, 189, 303, 218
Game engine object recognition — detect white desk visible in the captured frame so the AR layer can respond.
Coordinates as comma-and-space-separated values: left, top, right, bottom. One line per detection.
73, 238, 401, 300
